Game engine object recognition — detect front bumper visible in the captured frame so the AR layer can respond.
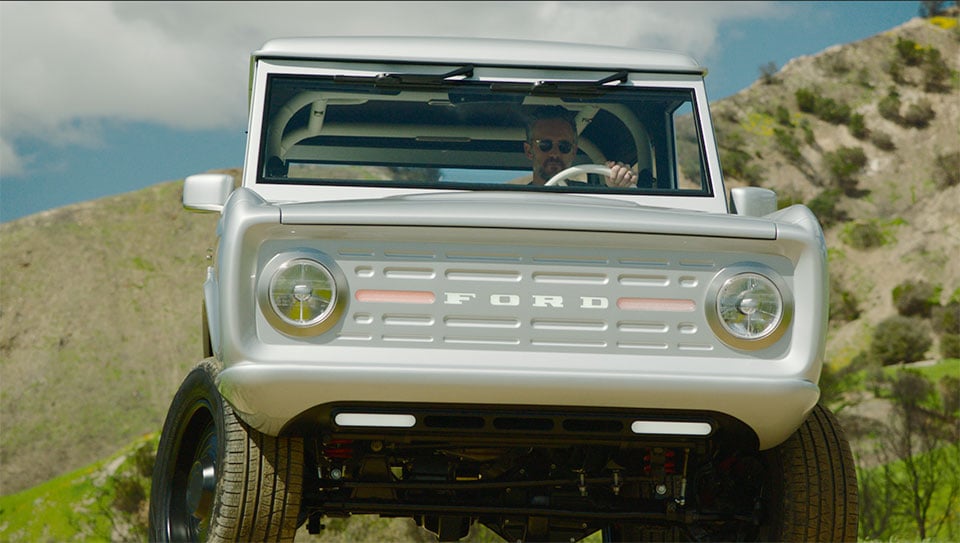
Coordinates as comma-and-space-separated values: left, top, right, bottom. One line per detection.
218, 351, 818, 450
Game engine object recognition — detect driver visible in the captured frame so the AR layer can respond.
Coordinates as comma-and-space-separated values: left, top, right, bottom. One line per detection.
523, 107, 637, 187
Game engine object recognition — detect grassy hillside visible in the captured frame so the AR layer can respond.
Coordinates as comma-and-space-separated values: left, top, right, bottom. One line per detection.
0, 433, 157, 542
1, 14, 958, 542
1, 175, 229, 494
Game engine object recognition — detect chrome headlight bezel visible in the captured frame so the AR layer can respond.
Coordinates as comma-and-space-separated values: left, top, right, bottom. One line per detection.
705, 264, 793, 350
256, 249, 347, 337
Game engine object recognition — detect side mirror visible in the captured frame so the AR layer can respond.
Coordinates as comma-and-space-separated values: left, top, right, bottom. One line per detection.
183, 173, 235, 213
730, 187, 777, 217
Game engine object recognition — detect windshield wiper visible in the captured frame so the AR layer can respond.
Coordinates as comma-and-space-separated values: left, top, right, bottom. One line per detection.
533, 70, 629, 94
334, 66, 626, 95
489, 70, 629, 96
381, 64, 474, 85
335, 65, 474, 87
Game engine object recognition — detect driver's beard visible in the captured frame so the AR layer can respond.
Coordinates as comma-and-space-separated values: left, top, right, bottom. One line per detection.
536, 159, 567, 183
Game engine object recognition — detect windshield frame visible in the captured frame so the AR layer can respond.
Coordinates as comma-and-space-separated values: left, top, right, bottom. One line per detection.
243, 59, 728, 213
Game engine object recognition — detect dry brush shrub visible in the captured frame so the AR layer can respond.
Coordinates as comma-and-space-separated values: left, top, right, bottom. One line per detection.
895, 36, 927, 66
829, 276, 862, 323
932, 300, 960, 359
902, 98, 936, 128
934, 151, 960, 187
823, 146, 868, 194
869, 130, 896, 151
773, 127, 803, 165
796, 87, 817, 113
774, 104, 793, 126
921, 47, 952, 92
759, 61, 779, 85
717, 130, 763, 185
794, 87, 852, 124
893, 279, 942, 318
841, 219, 888, 249
807, 188, 848, 228
931, 300, 960, 334
848, 112, 869, 139
877, 88, 902, 121
869, 315, 933, 365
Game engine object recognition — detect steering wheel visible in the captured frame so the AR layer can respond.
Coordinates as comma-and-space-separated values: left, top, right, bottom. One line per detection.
545, 164, 613, 186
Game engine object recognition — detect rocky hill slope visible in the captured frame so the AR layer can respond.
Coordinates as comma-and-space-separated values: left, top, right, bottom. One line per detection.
711, 16, 959, 362
1, 16, 958, 496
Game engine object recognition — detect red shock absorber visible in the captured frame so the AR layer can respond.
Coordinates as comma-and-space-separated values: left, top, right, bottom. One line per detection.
643, 448, 678, 476
323, 439, 354, 460
664, 449, 677, 475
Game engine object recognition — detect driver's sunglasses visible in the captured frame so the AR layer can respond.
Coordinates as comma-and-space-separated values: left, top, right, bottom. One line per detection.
532, 139, 574, 154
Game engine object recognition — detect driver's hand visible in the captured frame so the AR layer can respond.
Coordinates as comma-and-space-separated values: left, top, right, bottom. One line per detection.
604, 161, 637, 188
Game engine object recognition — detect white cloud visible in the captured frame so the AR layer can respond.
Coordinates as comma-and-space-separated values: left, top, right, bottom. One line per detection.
0, 138, 24, 177
1, 2, 248, 136
0, 1, 778, 176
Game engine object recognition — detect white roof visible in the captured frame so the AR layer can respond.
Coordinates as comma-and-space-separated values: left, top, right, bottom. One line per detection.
254, 36, 705, 75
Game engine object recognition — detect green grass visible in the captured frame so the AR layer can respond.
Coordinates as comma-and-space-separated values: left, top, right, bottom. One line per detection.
0, 457, 112, 541
0, 433, 157, 542
829, 358, 958, 391
858, 442, 960, 542
882, 358, 959, 381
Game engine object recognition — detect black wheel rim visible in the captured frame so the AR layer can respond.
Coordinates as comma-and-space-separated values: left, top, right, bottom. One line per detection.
166, 402, 218, 542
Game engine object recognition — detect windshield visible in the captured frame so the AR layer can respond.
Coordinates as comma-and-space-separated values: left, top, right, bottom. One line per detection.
258, 73, 711, 196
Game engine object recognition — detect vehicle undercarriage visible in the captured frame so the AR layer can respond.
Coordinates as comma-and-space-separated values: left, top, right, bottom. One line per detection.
297, 406, 766, 542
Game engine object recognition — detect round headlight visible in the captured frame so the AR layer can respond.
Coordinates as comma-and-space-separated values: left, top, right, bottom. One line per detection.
258, 251, 345, 337
706, 266, 793, 350
270, 259, 335, 326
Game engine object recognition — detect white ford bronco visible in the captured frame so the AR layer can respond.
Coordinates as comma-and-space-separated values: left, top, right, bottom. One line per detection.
149, 37, 858, 542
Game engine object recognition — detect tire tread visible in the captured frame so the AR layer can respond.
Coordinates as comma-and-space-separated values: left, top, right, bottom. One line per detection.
149, 359, 303, 543
769, 403, 858, 542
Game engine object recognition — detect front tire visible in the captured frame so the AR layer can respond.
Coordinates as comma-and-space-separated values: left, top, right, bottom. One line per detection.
149, 359, 304, 542
760, 402, 859, 542
604, 403, 858, 542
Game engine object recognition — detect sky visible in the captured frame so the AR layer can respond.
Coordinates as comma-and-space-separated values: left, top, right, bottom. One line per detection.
0, 1, 926, 223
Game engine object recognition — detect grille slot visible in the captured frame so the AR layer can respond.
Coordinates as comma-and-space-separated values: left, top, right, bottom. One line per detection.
618, 321, 669, 333
424, 415, 485, 429
563, 419, 624, 433
382, 314, 434, 326
618, 274, 670, 287
446, 269, 522, 282
531, 319, 607, 331
326, 239, 749, 356
532, 272, 608, 284
493, 417, 554, 431
384, 267, 436, 279
443, 336, 520, 345
444, 317, 521, 329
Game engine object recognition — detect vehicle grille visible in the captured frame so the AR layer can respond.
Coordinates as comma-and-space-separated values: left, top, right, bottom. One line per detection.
324, 240, 729, 356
